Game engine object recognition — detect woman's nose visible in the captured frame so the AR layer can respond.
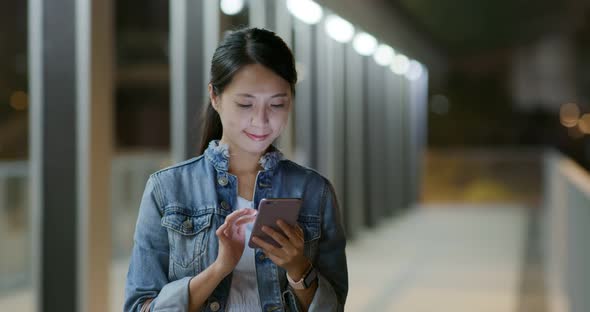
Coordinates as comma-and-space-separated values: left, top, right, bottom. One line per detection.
251, 106, 269, 126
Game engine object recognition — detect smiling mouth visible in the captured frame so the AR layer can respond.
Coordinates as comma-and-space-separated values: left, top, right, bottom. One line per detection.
244, 131, 270, 141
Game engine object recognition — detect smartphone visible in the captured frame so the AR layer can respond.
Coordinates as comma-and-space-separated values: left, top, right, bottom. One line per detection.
248, 198, 302, 249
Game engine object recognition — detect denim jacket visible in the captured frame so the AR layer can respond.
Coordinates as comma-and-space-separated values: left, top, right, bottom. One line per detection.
124, 140, 348, 312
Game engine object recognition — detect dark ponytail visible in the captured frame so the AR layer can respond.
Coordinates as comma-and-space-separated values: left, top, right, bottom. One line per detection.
198, 27, 297, 155
198, 102, 223, 154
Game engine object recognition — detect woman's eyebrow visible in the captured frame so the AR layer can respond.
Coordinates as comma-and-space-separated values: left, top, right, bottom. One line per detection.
270, 93, 288, 98
235, 93, 288, 98
235, 93, 255, 98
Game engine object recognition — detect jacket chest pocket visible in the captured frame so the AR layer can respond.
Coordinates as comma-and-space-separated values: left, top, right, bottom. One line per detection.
161, 211, 212, 279
298, 215, 320, 261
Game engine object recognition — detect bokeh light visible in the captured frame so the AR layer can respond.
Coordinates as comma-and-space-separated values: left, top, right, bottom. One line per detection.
352, 32, 378, 56
405, 60, 424, 81
567, 125, 585, 139
324, 14, 354, 43
390, 53, 410, 75
578, 113, 590, 134
220, 0, 245, 15
559, 103, 580, 128
287, 0, 323, 25
373, 44, 394, 66
10, 91, 28, 111
431, 94, 450, 115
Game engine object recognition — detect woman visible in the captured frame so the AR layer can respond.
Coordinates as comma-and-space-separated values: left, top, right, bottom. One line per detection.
124, 27, 348, 312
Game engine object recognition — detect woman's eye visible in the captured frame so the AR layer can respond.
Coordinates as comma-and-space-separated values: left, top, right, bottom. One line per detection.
236, 103, 252, 108
270, 103, 285, 108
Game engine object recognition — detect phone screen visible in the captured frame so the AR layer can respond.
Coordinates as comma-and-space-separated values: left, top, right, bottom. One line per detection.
248, 198, 302, 249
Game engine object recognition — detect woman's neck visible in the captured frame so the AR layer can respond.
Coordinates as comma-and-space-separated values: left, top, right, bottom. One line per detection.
219, 138, 263, 175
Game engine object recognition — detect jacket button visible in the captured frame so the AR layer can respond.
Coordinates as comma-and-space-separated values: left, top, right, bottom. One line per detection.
182, 218, 192, 230
217, 176, 228, 186
258, 253, 266, 261
209, 301, 220, 311
221, 201, 230, 210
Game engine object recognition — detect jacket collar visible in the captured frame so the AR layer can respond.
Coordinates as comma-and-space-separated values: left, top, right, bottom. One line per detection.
204, 140, 284, 172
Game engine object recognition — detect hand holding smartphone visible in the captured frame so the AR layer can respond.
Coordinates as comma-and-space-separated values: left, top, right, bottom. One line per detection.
248, 198, 302, 249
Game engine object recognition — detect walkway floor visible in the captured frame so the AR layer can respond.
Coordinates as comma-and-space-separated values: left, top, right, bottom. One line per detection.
345, 204, 529, 312
0, 204, 537, 312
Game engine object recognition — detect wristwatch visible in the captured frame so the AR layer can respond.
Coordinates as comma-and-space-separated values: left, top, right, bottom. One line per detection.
287, 264, 318, 289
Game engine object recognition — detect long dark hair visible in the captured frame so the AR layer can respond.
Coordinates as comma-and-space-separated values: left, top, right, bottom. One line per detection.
198, 27, 298, 155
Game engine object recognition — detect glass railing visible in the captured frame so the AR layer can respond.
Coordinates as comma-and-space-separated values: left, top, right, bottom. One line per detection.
0, 151, 169, 298
110, 151, 169, 260
543, 149, 590, 312
0, 160, 30, 294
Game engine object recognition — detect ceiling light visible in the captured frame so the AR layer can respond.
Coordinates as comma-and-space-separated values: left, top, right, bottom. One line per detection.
220, 0, 245, 15
352, 32, 378, 56
390, 53, 410, 75
373, 44, 394, 66
405, 60, 424, 80
287, 0, 323, 25
324, 14, 354, 43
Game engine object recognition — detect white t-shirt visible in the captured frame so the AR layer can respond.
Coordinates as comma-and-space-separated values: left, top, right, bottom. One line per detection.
226, 196, 262, 311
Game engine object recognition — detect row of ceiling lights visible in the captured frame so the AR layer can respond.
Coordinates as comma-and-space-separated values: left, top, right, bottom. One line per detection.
220, 0, 425, 81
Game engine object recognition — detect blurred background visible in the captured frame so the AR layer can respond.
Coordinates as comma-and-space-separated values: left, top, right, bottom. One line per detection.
1, 0, 589, 311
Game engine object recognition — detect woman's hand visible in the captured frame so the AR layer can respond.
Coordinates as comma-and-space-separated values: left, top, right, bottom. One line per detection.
214, 208, 257, 276
251, 220, 311, 280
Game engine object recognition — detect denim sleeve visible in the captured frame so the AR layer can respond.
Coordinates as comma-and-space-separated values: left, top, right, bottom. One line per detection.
283, 179, 348, 311
308, 179, 348, 312
283, 273, 343, 312
124, 175, 192, 312
272, 180, 347, 312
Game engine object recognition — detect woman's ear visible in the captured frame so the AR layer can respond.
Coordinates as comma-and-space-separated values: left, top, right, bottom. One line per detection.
208, 84, 220, 111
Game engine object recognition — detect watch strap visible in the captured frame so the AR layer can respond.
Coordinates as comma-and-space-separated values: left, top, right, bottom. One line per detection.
287, 264, 317, 289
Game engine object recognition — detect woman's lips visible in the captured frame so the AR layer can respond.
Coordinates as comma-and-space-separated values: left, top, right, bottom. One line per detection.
244, 131, 270, 141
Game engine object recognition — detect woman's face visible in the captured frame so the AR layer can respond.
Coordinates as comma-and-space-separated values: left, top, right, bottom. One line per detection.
210, 63, 292, 156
